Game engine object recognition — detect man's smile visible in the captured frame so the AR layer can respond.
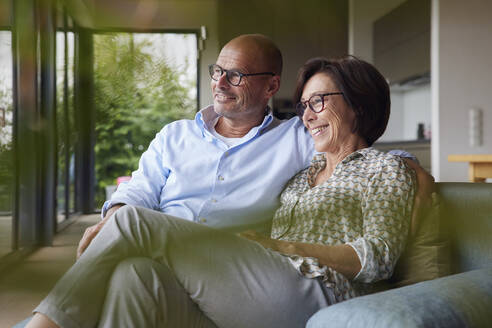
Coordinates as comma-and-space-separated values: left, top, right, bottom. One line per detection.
214, 93, 236, 102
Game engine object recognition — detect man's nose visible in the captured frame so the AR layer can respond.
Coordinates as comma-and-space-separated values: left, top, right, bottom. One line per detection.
216, 72, 230, 89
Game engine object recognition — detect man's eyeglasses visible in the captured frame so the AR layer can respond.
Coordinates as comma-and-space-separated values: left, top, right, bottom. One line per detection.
209, 64, 275, 86
295, 92, 344, 118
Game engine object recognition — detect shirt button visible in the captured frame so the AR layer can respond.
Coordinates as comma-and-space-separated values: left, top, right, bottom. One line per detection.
225, 151, 229, 156
199, 217, 207, 223
218, 175, 224, 181
211, 198, 217, 203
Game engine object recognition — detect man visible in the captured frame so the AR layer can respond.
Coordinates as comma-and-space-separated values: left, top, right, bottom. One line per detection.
77, 33, 312, 257
26, 34, 432, 328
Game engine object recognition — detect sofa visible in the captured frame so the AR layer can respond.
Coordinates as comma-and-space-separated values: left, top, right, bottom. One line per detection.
307, 182, 492, 328
14, 182, 492, 328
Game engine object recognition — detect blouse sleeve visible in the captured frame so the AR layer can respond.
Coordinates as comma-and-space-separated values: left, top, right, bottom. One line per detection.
347, 156, 415, 283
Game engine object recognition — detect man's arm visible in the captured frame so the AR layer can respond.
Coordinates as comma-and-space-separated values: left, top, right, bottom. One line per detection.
76, 128, 172, 258
403, 158, 435, 236
387, 149, 436, 236
109, 128, 170, 210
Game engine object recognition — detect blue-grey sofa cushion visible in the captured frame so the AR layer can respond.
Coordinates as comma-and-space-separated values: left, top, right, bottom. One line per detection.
307, 268, 492, 328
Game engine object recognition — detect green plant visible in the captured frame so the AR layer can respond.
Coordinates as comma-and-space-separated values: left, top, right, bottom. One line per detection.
0, 81, 13, 212
93, 33, 196, 207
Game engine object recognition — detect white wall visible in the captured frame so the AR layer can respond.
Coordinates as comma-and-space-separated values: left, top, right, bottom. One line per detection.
379, 91, 404, 141
216, 0, 348, 110
350, 0, 431, 143
432, 0, 492, 181
379, 85, 431, 141
402, 85, 431, 139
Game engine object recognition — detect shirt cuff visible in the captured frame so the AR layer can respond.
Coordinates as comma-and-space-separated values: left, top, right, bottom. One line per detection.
346, 242, 365, 281
101, 200, 113, 220
388, 149, 419, 164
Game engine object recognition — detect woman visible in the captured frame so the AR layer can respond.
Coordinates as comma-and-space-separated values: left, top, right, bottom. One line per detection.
27, 56, 415, 328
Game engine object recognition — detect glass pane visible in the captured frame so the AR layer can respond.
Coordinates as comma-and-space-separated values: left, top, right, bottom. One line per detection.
67, 31, 75, 214
56, 31, 67, 222
0, 30, 13, 257
56, 30, 75, 224
93, 33, 198, 209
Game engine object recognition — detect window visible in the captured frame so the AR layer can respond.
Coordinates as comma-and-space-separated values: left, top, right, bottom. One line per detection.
93, 32, 198, 207
0, 30, 13, 257
56, 29, 75, 223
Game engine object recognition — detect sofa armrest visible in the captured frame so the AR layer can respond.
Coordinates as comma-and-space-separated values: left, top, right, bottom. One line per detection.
307, 268, 492, 328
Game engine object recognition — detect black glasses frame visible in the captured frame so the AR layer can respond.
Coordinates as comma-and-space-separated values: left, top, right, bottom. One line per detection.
208, 64, 275, 86
296, 92, 344, 117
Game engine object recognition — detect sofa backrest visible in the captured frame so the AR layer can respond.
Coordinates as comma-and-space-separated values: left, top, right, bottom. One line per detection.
437, 182, 492, 273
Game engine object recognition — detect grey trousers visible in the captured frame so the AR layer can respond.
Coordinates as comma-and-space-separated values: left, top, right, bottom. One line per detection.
98, 257, 217, 327
35, 205, 334, 328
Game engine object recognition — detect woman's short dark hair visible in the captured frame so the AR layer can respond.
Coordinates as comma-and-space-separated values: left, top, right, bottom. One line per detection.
293, 56, 390, 146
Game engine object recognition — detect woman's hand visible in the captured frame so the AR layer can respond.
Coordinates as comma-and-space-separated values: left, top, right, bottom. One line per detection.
238, 230, 285, 252
238, 230, 361, 280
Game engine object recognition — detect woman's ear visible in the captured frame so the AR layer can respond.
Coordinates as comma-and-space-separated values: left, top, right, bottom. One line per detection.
351, 107, 361, 133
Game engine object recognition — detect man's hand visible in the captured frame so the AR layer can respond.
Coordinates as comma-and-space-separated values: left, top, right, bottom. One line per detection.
403, 158, 436, 236
76, 204, 124, 259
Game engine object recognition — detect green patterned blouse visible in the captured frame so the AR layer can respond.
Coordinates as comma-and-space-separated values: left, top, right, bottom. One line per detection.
270, 147, 416, 302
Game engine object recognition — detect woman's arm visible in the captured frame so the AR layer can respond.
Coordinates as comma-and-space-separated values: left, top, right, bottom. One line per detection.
241, 156, 415, 283
239, 231, 361, 279
347, 157, 416, 283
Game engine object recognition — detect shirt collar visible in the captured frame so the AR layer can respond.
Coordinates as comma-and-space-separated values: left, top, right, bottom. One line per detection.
307, 148, 373, 187
341, 147, 374, 163
195, 105, 274, 139
310, 147, 374, 168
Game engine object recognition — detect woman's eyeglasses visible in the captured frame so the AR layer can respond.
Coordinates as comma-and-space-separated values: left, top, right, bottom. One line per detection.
295, 92, 344, 118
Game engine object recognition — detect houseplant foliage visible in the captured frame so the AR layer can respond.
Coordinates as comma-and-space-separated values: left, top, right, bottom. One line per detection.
93, 33, 196, 206
0, 83, 13, 212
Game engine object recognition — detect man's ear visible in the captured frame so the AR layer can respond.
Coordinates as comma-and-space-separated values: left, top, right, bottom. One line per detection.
265, 75, 281, 98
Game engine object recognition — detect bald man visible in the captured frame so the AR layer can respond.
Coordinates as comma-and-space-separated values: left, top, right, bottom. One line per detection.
27, 33, 319, 328
77, 33, 311, 255
26, 34, 432, 328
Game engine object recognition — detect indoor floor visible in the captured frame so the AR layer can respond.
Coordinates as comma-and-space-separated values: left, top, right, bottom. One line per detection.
0, 214, 99, 327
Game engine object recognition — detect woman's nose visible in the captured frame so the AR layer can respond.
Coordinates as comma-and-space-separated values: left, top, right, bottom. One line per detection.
302, 107, 316, 123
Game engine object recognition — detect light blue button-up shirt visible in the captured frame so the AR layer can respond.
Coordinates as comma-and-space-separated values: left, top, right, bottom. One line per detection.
103, 105, 416, 232
103, 105, 315, 232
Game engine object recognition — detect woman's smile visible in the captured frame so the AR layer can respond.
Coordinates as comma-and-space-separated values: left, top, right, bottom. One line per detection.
310, 124, 330, 137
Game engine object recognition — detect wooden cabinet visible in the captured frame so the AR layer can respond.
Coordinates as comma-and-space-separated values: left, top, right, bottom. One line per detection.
373, 0, 430, 84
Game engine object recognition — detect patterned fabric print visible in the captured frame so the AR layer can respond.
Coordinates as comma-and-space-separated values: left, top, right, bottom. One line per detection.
271, 147, 416, 303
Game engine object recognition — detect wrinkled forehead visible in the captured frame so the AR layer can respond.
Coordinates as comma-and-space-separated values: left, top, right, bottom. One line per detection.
301, 73, 337, 99
216, 43, 269, 73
